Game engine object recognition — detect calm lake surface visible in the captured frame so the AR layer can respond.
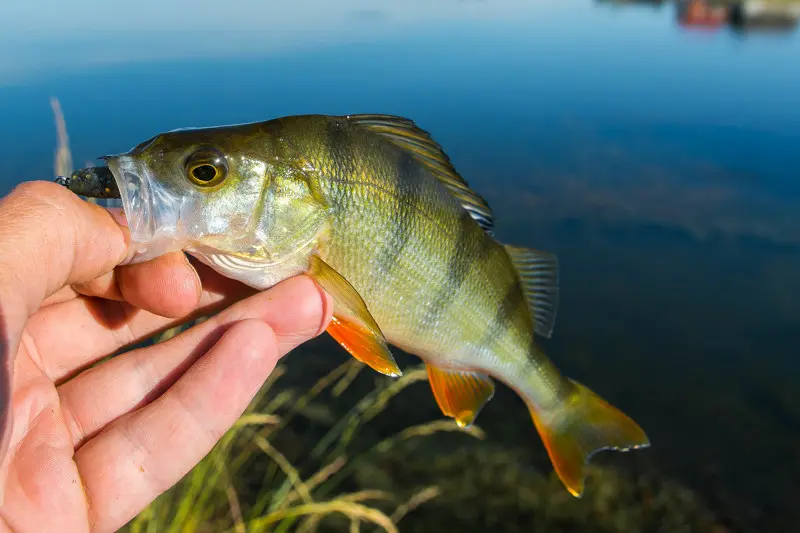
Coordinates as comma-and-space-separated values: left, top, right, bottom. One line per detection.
1, 1, 798, 531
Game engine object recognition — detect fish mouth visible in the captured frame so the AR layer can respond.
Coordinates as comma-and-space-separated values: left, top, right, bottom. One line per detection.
103, 155, 187, 263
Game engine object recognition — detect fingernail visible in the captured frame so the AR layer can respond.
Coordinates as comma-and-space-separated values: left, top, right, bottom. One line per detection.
182, 252, 203, 305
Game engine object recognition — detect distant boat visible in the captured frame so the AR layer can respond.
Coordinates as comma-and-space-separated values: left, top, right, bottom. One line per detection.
678, 0, 729, 28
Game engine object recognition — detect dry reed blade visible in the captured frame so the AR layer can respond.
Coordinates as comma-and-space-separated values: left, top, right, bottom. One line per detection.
390, 486, 441, 524
243, 501, 399, 533
253, 435, 314, 507
50, 96, 72, 178
282, 456, 348, 509
226, 478, 246, 533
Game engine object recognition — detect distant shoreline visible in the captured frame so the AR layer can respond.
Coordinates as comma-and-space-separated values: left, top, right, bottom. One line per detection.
673, 0, 800, 5
669, 0, 800, 30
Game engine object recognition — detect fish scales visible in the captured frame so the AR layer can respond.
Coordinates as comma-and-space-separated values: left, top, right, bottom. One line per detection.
292, 117, 533, 377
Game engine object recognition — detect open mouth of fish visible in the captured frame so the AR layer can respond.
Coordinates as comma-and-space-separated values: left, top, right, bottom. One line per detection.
55, 157, 188, 264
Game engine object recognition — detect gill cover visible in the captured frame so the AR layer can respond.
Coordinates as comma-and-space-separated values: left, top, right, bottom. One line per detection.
99, 124, 332, 298
104, 154, 188, 263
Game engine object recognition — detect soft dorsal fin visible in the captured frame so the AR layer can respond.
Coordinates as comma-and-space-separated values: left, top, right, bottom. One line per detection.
347, 114, 495, 234
504, 245, 559, 338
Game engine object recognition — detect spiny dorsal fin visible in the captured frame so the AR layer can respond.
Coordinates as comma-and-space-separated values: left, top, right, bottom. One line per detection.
504, 244, 559, 338
346, 114, 495, 234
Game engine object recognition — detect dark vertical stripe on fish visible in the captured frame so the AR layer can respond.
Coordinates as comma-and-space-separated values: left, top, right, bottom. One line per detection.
327, 119, 353, 174
375, 150, 417, 279
423, 210, 492, 328
479, 277, 526, 353
325, 118, 357, 209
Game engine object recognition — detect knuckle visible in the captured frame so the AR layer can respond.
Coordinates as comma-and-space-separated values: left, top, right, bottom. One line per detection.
10, 180, 67, 204
6, 181, 71, 226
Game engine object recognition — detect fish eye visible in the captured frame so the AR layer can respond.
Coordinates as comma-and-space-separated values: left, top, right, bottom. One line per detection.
191, 164, 218, 182
184, 148, 228, 187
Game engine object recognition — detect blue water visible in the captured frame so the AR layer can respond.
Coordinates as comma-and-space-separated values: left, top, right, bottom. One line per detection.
1, 0, 798, 530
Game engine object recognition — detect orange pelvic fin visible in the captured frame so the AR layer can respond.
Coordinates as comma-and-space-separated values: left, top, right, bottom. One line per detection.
427, 365, 495, 428
326, 315, 401, 377
308, 253, 401, 377
527, 379, 650, 497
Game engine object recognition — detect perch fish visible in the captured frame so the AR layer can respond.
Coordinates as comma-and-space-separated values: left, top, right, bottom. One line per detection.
57, 114, 649, 496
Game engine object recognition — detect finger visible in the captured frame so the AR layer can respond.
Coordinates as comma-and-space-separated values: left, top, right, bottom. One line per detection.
63, 208, 201, 316
0, 182, 130, 351
40, 285, 80, 307
73, 251, 202, 319
117, 252, 202, 317
74, 318, 284, 532
26, 261, 256, 383
59, 275, 331, 448
40, 251, 201, 316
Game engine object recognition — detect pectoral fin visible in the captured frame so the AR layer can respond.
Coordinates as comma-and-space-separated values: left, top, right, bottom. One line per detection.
427, 365, 495, 428
308, 254, 402, 377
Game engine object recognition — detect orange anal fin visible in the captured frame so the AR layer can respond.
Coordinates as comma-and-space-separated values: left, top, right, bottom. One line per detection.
527, 379, 650, 498
327, 315, 401, 377
427, 365, 495, 428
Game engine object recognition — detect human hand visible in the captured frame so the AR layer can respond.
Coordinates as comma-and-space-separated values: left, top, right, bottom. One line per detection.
0, 181, 332, 532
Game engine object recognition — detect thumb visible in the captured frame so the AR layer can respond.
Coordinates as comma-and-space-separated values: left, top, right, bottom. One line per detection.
0, 180, 131, 466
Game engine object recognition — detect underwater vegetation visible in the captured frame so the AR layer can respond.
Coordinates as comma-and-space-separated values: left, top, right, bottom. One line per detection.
122, 351, 469, 533
121, 342, 724, 533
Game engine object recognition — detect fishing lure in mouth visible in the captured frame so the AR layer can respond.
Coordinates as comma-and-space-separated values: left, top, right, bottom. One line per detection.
55, 166, 121, 199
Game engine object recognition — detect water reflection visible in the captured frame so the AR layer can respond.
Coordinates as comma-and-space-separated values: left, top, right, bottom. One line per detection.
0, 0, 564, 87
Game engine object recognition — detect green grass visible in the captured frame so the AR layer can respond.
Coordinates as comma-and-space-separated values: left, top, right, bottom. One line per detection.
120, 350, 481, 533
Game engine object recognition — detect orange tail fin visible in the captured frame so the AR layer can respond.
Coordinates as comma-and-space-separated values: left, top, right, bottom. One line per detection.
527, 379, 649, 497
